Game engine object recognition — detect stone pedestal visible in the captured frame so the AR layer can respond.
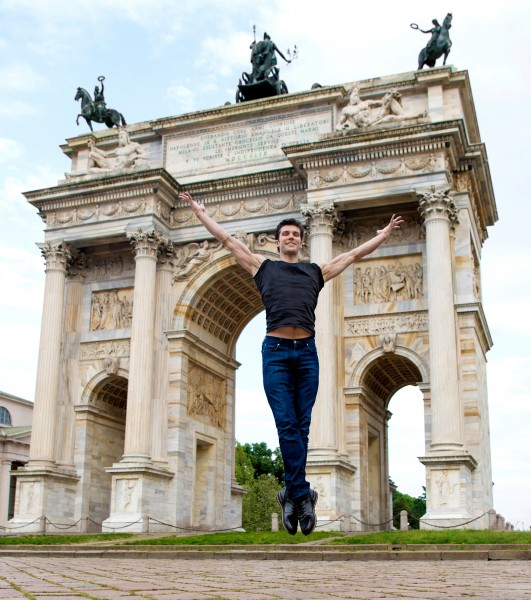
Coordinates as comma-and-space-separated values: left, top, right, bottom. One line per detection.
102, 465, 174, 533
419, 454, 480, 528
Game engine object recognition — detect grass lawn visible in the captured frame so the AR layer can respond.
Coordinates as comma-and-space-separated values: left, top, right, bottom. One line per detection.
329, 530, 531, 545
123, 531, 338, 545
1, 529, 529, 546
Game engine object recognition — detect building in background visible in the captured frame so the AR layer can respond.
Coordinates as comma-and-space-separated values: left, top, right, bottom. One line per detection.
0, 391, 32, 529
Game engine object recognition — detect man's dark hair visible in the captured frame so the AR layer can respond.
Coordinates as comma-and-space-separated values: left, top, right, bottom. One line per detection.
275, 218, 304, 241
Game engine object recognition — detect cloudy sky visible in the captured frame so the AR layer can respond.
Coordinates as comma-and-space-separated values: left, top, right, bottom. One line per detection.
0, 0, 529, 529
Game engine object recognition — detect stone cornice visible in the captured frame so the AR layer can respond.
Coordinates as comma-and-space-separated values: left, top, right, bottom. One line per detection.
24, 169, 179, 213
418, 453, 478, 471
455, 302, 493, 353
283, 120, 467, 167
180, 168, 305, 205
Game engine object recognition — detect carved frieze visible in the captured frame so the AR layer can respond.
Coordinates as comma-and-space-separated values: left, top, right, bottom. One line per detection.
84, 255, 135, 282
346, 311, 428, 336
172, 193, 303, 225
353, 257, 424, 305
79, 339, 130, 360
90, 289, 134, 331
308, 153, 446, 190
187, 362, 226, 429
341, 215, 425, 248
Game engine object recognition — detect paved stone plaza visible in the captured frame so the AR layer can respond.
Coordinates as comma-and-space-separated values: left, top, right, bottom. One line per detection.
0, 557, 529, 599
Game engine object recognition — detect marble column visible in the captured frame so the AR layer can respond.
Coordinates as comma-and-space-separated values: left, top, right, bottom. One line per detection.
151, 241, 175, 465
417, 187, 463, 452
123, 228, 167, 463
29, 241, 71, 466
57, 252, 87, 467
301, 203, 341, 457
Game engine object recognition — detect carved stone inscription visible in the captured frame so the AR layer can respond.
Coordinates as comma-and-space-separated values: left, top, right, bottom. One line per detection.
90, 288, 134, 331
354, 256, 424, 305
187, 362, 226, 429
165, 110, 332, 177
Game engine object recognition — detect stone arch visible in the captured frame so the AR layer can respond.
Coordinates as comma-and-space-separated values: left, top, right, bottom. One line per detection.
345, 347, 427, 531
76, 371, 128, 531
350, 345, 429, 393
174, 254, 264, 356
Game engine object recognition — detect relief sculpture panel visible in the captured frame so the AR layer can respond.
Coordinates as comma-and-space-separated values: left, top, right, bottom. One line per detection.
187, 362, 226, 429
353, 256, 423, 305
90, 288, 134, 331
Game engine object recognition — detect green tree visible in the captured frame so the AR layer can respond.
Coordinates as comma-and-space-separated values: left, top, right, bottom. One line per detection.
241, 441, 284, 486
391, 483, 426, 530
241, 474, 282, 531
234, 441, 255, 487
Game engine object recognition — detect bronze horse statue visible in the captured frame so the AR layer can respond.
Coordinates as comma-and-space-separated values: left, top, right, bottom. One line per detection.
416, 13, 452, 70
75, 87, 126, 132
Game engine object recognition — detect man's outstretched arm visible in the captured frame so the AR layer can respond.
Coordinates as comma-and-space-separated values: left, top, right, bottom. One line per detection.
178, 192, 265, 276
320, 214, 404, 282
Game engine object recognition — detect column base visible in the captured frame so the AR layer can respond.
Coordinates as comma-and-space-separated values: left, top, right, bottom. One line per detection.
418, 453, 484, 530
103, 463, 174, 533
8, 465, 79, 534
306, 456, 356, 531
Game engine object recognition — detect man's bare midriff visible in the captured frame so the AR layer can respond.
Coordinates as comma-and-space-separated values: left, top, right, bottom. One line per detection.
267, 326, 312, 339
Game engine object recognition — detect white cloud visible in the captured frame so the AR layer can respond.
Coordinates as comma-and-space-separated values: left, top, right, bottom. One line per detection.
165, 84, 196, 114
0, 138, 24, 162
0, 100, 38, 118
0, 62, 48, 93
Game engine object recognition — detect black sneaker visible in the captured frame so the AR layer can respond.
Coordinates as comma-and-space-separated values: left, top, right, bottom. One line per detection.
276, 489, 298, 535
295, 489, 318, 536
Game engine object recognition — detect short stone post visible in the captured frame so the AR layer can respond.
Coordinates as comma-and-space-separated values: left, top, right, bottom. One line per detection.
400, 510, 409, 531
341, 514, 351, 532
488, 509, 497, 531
142, 514, 150, 533
271, 512, 279, 532
39, 515, 46, 534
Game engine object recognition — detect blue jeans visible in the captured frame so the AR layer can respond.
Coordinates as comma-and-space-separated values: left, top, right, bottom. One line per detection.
261, 336, 319, 501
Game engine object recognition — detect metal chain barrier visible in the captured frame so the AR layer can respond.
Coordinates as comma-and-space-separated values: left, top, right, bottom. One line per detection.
0, 517, 41, 531
414, 510, 490, 529
148, 516, 244, 534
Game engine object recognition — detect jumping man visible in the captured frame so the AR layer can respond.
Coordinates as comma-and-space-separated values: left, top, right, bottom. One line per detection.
178, 191, 403, 535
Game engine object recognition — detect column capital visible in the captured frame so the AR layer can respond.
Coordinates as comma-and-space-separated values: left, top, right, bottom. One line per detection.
301, 202, 341, 236
127, 228, 169, 259
416, 186, 458, 226
37, 240, 72, 272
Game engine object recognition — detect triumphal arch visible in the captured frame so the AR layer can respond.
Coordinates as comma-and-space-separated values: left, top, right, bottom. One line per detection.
10, 66, 497, 533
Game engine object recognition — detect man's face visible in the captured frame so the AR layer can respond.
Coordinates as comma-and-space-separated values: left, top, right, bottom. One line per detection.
276, 225, 302, 255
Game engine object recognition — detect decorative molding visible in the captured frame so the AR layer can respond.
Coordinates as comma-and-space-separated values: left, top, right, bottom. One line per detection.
308, 153, 446, 190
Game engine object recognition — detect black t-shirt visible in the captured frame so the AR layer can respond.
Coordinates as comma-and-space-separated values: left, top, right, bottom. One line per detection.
253, 259, 324, 335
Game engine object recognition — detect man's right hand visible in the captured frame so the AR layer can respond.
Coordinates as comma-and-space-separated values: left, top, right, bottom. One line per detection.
178, 192, 205, 214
